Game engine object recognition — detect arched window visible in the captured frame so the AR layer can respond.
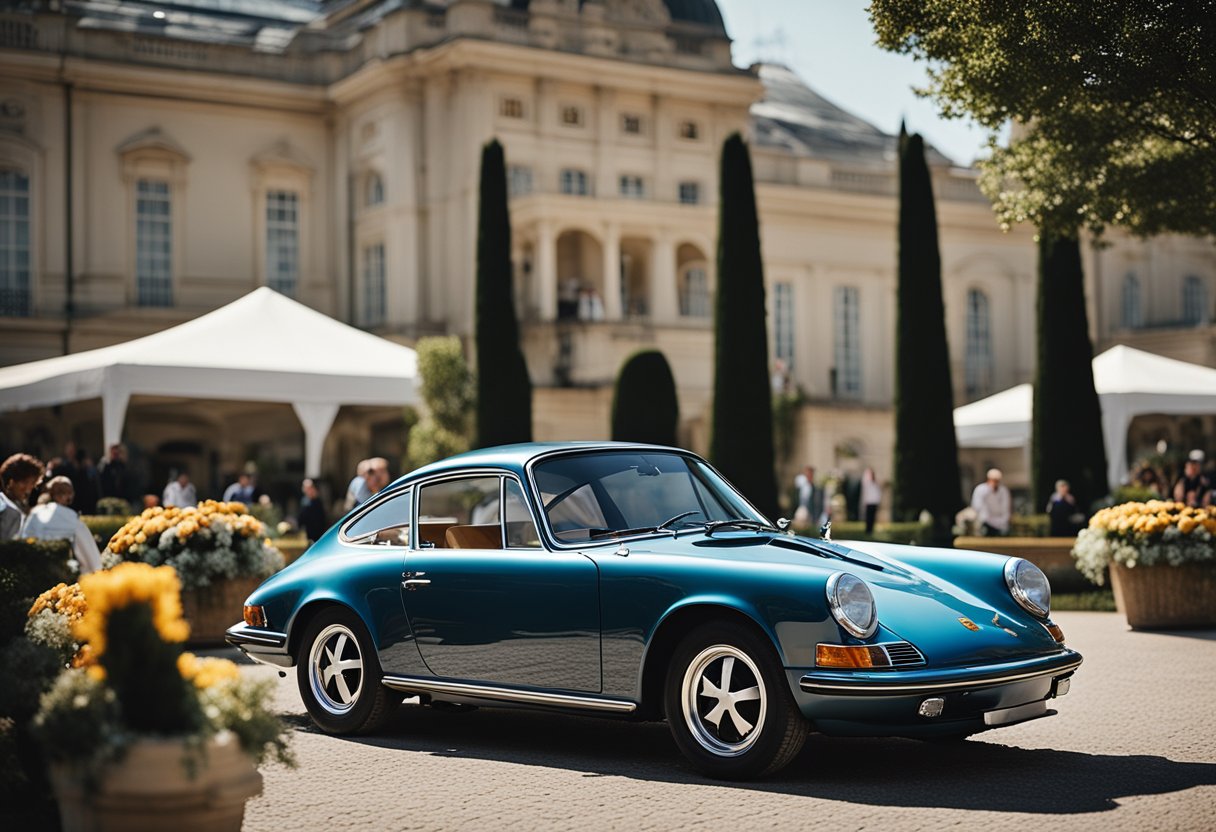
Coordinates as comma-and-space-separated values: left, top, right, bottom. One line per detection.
365, 171, 384, 207
964, 288, 993, 397
679, 265, 710, 318
1182, 275, 1209, 325
0, 167, 31, 317
1122, 273, 1143, 329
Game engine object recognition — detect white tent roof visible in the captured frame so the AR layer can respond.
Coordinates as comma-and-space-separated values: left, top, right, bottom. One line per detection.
0, 288, 418, 475
955, 345, 1216, 486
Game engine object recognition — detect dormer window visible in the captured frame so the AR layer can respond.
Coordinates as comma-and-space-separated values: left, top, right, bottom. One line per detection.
561, 105, 584, 127
500, 97, 525, 119
621, 114, 642, 135
678, 120, 701, 140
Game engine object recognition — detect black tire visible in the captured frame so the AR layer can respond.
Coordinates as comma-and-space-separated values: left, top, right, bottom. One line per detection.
296, 607, 399, 735
664, 621, 809, 779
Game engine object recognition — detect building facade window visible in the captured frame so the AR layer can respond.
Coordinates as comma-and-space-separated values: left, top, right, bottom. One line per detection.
360, 242, 385, 328
1182, 275, 1209, 325
508, 165, 533, 197
964, 288, 994, 397
365, 171, 384, 207
773, 281, 795, 370
621, 113, 642, 135
559, 168, 590, 196
135, 178, 173, 307
265, 190, 299, 297
1122, 273, 1143, 328
678, 120, 700, 140
560, 105, 584, 127
679, 265, 710, 318
833, 286, 861, 398
619, 175, 646, 199
0, 168, 31, 317
500, 97, 524, 119
678, 181, 700, 205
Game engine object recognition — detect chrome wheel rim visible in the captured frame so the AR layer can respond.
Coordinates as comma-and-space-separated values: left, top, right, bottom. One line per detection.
309, 623, 364, 715
681, 644, 767, 757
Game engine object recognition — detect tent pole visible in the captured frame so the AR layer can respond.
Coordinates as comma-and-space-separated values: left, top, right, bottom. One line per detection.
292, 402, 341, 478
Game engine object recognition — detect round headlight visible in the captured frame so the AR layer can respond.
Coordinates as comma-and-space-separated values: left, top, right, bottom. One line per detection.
826, 572, 878, 639
1005, 558, 1051, 618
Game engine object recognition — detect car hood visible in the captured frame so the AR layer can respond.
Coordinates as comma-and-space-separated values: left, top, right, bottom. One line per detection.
666, 532, 1062, 664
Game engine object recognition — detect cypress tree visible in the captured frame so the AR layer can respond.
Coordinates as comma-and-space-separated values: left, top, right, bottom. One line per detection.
612, 350, 679, 446
475, 139, 532, 448
1033, 231, 1108, 509
710, 133, 779, 519
893, 129, 962, 532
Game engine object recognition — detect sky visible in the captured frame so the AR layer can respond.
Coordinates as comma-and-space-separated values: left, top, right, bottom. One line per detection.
715, 0, 992, 166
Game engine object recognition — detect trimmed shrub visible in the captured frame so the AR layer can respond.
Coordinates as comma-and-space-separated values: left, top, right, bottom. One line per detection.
612, 351, 679, 446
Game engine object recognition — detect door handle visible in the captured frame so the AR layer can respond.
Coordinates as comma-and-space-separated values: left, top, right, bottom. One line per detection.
402, 579, 431, 590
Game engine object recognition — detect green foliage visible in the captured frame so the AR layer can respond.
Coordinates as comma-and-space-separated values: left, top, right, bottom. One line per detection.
103, 605, 202, 735
407, 336, 475, 470
82, 514, 130, 549
1032, 232, 1109, 509
1052, 589, 1117, 612
792, 520, 935, 547
94, 497, 134, 517
893, 130, 962, 530
199, 677, 295, 767
31, 669, 124, 765
1113, 484, 1159, 504
475, 138, 533, 448
710, 133, 779, 519
870, 1, 1216, 237
0, 539, 72, 642
772, 387, 803, 465
612, 351, 679, 446
0, 638, 61, 723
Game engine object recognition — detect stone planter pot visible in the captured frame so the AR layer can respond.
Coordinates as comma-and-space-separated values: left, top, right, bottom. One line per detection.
1110, 561, 1216, 629
51, 731, 262, 832
180, 575, 265, 645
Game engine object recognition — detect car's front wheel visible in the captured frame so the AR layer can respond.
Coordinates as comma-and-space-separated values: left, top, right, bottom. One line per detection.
664, 621, 808, 779
297, 607, 398, 735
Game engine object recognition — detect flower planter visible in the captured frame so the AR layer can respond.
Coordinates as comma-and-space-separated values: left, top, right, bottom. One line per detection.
50, 731, 262, 832
1109, 561, 1216, 630
180, 575, 265, 645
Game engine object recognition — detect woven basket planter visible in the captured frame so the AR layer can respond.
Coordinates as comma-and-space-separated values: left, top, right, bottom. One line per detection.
1110, 561, 1216, 630
180, 575, 265, 645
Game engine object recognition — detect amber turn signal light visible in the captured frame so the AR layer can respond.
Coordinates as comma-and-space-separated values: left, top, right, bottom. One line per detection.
816, 644, 882, 668
1045, 622, 1065, 643
243, 605, 267, 628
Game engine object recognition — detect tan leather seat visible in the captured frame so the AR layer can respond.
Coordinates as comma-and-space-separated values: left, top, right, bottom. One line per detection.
445, 524, 502, 550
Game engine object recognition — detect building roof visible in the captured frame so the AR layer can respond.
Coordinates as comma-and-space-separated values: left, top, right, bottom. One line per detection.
509, 1, 726, 32
750, 63, 954, 167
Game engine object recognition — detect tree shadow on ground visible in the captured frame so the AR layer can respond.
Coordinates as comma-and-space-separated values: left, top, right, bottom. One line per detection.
287, 704, 1216, 814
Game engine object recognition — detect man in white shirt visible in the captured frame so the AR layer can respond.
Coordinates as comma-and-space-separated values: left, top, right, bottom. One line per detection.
162, 471, 197, 508
970, 468, 1012, 536
23, 476, 103, 574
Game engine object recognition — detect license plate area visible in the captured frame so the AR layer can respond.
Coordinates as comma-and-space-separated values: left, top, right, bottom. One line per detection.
983, 699, 1048, 727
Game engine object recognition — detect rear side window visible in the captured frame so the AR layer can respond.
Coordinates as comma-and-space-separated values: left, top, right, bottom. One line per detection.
344, 489, 412, 546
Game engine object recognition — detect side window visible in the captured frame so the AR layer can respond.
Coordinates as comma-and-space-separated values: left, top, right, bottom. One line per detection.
504, 479, 541, 548
417, 476, 502, 549
345, 489, 411, 546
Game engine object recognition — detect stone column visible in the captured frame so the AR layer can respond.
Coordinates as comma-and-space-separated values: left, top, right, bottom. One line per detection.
652, 234, 679, 322
537, 220, 557, 322
602, 222, 622, 320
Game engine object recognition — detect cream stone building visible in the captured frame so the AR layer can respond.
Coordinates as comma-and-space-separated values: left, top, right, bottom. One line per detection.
1, 0, 1213, 507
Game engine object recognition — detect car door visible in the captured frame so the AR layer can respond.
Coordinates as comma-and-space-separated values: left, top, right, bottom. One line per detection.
401, 473, 601, 692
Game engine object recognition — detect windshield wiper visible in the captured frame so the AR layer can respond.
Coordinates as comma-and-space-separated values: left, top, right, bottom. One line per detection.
702, 519, 777, 536
589, 511, 704, 540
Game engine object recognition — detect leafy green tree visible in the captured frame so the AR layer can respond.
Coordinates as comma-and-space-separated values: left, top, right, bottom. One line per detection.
710, 133, 779, 520
1033, 232, 1109, 509
870, 0, 1216, 237
893, 129, 962, 532
407, 336, 475, 470
475, 139, 533, 448
611, 351, 679, 447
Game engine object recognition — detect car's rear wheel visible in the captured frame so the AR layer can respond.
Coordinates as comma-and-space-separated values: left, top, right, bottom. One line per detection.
297, 607, 398, 735
664, 621, 808, 779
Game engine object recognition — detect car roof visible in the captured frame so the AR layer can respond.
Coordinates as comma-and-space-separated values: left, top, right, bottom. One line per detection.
387, 441, 690, 487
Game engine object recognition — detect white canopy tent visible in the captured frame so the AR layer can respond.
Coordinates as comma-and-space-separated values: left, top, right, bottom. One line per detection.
0, 288, 418, 476
955, 345, 1216, 487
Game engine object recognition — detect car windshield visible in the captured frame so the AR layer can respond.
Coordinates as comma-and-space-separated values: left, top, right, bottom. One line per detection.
532, 451, 771, 543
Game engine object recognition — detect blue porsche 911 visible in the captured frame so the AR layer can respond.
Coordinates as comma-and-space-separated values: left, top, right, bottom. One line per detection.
227, 442, 1081, 779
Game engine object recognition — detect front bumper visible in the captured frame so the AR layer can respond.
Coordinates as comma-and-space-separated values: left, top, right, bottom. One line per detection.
225, 621, 293, 668
793, 649, 1082, 737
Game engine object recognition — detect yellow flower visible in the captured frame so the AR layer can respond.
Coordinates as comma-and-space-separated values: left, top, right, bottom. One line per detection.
73, 562, 191, 659
178, 652, 241, 689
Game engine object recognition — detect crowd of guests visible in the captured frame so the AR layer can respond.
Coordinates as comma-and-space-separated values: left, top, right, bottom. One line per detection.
1, 452, 103, 574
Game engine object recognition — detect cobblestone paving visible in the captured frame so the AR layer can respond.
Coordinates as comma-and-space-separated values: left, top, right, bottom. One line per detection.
238, 612, 1216, 831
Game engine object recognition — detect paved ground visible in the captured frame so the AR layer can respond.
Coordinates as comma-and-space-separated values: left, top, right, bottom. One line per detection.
234, 612, 1216, 831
